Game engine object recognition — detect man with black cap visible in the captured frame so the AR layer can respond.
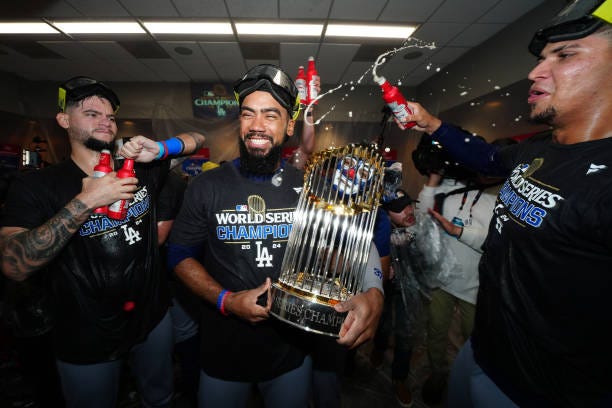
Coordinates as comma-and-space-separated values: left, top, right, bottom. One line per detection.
167, 64, 384, 407
370, 164, 422, 408
395, 0, 612, 406
0, 76, 205, 408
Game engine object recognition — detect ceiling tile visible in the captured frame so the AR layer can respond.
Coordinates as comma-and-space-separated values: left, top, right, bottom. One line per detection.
0, 58, 76, 81
353, 44, 397, 62
0, 1, 78, 18
170, 58, 218, 82
339, 61, 377, 86
139, 58, 190, 81
105, 58, 160, 81
79, 41, 137, 60
378, 46, 437, 83
279, 43, 320, 75
172, 0, 228, 17
379, 0, 445, 22
0, 40, 64, 59
38, 41, 98, 60
65, 0, 130, 17
240, 42, 279, 60
401, 70, 437, 87
245, 59, 280, 69
328, 0, 385, 21
479, 0, 546, 23
226, 0, 278, 18
280, 0, 332, 19
428, 46, 470, 64
120, 0, 180, 17
199, 42, 246, 83
119, 40, 170, 58
317, 43, 360, 84
428, 0, 499, 23
159, 41, 203, 59
449, 23, 505, 47
412, 22, 467, 46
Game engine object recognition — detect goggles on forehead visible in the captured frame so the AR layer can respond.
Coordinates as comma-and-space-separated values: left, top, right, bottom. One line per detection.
58, 76, 120, 113
233, 64, 301, 120
528, 0, 609, 56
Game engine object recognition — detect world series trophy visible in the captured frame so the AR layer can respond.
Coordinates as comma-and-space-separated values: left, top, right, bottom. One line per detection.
270, 143, 385, 336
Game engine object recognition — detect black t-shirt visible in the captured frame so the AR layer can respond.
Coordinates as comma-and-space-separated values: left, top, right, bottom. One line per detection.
169, 161, 308, 382
0, 158, 170, 363
473, 136, 612, 407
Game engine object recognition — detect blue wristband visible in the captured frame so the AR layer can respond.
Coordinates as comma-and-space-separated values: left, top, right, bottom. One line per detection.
216, 289, 228, 311
165, 137, 184, 157
155, 142, 165, 160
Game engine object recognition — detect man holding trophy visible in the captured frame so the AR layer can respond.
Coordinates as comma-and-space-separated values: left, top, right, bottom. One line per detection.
167, 64, 384, 407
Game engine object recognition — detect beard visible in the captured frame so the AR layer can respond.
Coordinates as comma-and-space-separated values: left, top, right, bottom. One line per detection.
84, 137, 115, 152
529, 105, 557, 126
239, 134, 283, 175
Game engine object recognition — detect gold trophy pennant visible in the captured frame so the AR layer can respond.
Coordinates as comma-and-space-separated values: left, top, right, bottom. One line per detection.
270, 144, 384, 336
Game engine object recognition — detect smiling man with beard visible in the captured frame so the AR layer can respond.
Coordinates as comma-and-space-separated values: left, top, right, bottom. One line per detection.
167, 64, 384, 408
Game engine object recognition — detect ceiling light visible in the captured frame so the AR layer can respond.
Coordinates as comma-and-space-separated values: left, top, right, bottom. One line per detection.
0, 23, 58, 34
53, 22, 145, 34
144, 22, 233, 34
326, 24, 416, 39
235, 23, 322, 36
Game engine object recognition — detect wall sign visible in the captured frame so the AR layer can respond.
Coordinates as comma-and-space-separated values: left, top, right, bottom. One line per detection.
191, 83, 239, 120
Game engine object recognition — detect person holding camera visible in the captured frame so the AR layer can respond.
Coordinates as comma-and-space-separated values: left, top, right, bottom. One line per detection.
413, 137, 499, 406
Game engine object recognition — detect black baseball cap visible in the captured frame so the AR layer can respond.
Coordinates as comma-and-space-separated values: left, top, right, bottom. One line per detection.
233, 64, 301, 120
58, 76, 120, 113
382, 189, 418, 213
529, 0, 608, 56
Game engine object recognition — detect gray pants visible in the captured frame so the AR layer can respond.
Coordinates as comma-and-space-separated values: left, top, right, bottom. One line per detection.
198, 355, 312, 408
56, 310, 174, 408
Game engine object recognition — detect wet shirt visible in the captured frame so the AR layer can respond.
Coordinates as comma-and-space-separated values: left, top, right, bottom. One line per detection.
434, 123, 612, 407
1, 159, 170, 363
168, 161, 308, 382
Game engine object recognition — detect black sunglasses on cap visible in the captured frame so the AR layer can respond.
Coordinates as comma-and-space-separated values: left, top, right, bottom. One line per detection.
58, 76, 120, 113
528, 0, 607, 56
233, 64, 301, 120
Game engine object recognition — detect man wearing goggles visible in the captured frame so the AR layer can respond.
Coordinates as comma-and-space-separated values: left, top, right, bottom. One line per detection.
167, 64, 384, 407
0, 76, 205, 408
393, 0, 612, 406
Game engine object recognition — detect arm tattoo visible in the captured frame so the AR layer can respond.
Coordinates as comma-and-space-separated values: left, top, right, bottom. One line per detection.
2, 199, 91, 281
186, 131, 206, 150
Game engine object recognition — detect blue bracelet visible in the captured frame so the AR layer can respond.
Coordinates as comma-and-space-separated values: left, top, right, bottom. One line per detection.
216, 289, 228, 311
155, 142, 165, 160
164, 137, 184, 157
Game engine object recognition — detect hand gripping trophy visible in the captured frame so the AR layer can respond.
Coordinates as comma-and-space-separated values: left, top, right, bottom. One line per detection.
270, 143, 384, 336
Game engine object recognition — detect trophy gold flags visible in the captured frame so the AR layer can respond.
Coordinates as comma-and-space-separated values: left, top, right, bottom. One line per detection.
270, 144, 384, 336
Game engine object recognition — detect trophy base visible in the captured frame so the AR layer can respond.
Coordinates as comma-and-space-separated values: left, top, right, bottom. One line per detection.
270, 282, 347, 337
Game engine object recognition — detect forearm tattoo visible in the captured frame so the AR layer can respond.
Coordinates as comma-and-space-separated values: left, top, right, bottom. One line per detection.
187, 131, 206, 150
2, 199, 91, 281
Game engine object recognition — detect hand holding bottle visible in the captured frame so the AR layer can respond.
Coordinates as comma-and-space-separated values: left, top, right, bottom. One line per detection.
108, 159, 136, 220
399, 101, 443, 134
77, 170, 138, 213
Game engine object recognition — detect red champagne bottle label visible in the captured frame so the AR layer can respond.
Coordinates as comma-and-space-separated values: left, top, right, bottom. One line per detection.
295, 65, 307, 105
374, 75, 416, 129
306, 56, 319, 105
93, 150, 112, 215
107, 159, 135, 220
